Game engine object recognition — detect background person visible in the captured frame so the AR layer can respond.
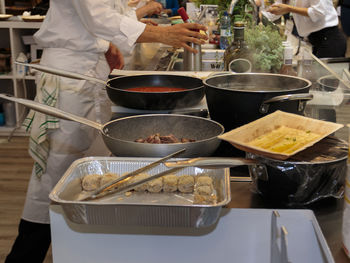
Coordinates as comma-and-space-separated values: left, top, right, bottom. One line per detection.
161, 0, 180, 16
267, 0, 346, 58
339, 0, 350, 37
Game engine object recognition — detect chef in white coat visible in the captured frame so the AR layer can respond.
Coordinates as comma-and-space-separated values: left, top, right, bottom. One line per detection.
5, 1, 207, 262
267, 0, 346, 58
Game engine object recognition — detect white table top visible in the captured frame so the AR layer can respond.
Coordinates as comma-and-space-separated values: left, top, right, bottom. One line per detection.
49, 205, 333, 263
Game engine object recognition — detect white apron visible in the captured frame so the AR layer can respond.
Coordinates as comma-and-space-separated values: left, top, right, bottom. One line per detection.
22, 48, 112, 224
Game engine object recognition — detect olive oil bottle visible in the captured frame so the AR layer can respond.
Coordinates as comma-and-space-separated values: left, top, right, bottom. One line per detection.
223, 21, 252, 72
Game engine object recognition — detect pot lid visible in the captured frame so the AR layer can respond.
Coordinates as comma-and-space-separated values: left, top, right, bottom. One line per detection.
287, 136, 348, 163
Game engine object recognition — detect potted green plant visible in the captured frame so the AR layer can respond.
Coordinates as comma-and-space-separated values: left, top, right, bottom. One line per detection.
244, 24, 284, 72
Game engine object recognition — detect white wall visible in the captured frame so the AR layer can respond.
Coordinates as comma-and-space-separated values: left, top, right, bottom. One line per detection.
0, 0, 5, 14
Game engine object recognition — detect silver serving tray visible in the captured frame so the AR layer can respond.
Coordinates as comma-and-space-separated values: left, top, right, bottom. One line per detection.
49, 157, 231, 228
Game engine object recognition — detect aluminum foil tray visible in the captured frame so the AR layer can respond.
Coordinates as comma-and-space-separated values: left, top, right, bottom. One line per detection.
49, 157, 231, 228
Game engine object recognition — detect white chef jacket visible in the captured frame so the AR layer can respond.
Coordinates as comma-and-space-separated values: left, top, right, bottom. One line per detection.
22, 0, 146, 224
112, 0, 142, 65
34, 0, 146, 55
262, 0, 339, 37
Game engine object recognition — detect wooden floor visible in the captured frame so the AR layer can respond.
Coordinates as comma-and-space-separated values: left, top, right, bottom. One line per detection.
0, 136, 52, 263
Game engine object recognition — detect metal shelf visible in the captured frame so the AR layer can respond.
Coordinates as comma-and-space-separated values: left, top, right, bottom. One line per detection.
0, 21, 41, 136
0, 72, 13, 79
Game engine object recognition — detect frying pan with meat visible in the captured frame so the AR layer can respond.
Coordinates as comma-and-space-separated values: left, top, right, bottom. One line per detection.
15, 62, 205, 110
0, 94, 223, 157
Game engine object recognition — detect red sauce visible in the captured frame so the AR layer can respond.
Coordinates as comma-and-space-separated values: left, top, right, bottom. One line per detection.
128, 86, 187, 92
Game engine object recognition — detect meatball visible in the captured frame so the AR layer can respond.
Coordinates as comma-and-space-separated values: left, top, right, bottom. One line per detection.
193, 175, 217, 205
196, 176, 214, 188
178, 175, 195, 193
162, 174, 178, 192
147, 177, 163, 193
130, 173, 149, 192
81, 174, 102, 191
100, 172, 119, 187
195, 185, 213, 196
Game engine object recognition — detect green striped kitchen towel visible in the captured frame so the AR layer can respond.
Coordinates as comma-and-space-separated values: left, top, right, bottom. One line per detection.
22, 72, 60, 178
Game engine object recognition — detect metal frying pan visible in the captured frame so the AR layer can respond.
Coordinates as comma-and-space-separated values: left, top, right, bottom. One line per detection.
15, 62, 205, 110
0, 94, 223, 157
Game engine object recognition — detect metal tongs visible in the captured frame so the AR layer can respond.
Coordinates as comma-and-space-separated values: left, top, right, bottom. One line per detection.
79, 149, 186, 201
164, 157, 258, 168
79, 154, 258, 201
164, 157, 258, 183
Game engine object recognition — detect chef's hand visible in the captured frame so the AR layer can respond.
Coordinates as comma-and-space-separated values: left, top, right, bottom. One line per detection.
164, 9, 172, 15
267, 3, 291, 15
161, 23, 208, 53
127, 0, 141, 7
145, 1, 163, 15
104, 43, 124, 72
136, 1, 163, 18
140, 18, 158, 26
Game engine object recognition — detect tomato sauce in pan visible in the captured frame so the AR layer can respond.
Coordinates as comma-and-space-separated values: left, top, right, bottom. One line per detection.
127, 86, 187, 92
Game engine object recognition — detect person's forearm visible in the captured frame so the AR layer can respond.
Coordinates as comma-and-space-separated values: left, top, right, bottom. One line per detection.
136, 25, 163, 43
136, 23, 208, 53
288, 5, 309, 16
268, 3, 309, 17
135, 6, 149, 20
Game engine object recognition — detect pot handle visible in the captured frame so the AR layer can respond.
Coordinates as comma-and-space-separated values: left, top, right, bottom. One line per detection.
230, 176, 252, 182
228, 59, 252, 73
230, 163, 268, 183
14, 61, 108, 86
0, 94, 103, 131
205, 71, 232, 78
260, 93, 314, 114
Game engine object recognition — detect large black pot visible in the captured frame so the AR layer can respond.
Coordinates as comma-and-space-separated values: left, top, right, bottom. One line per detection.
203, 73, 313, 132
246, 136, 348, 206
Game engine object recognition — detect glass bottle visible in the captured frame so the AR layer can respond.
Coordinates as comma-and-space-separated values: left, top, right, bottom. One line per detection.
279, 46, 297, 76
219, 11, 231, 50
278, 16, 287, 40
223, 21, 251, 72
300, 48, 315, 83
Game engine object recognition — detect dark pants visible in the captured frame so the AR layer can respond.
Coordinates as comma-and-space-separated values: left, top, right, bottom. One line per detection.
5, 219, 51, 263
341, 5, 350, 36
308, 26, 347, 58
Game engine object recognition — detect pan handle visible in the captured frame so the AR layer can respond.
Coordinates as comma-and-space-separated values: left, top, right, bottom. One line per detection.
260, 93, 314, 113
164, 157, 258, 168
14, 61, 108, 86
0, 94, 103, 131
